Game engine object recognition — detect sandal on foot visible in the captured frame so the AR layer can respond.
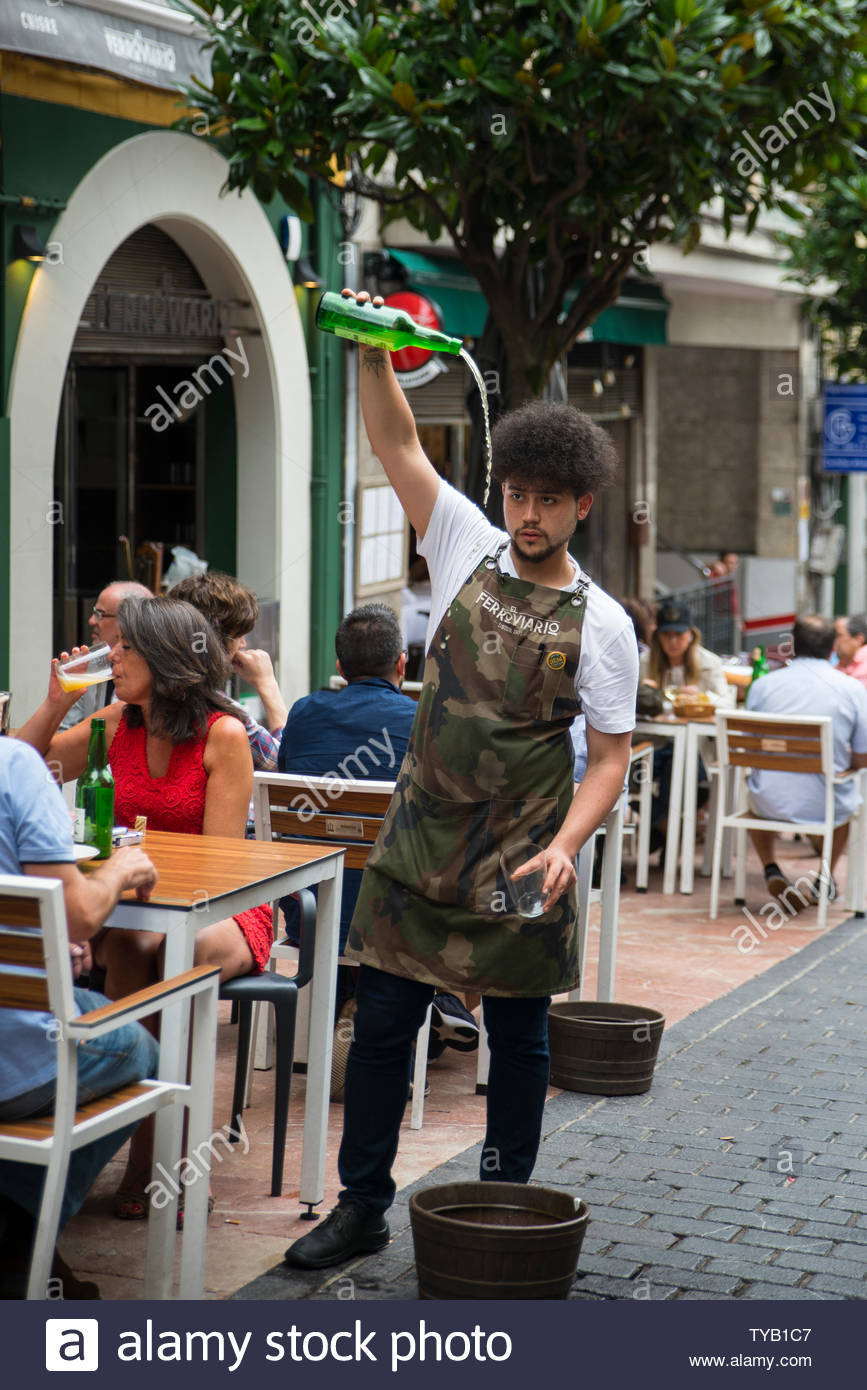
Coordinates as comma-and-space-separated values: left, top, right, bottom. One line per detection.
113, 1188, 149, 1221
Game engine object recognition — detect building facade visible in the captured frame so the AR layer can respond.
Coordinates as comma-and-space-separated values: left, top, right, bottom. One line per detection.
0, 0, 348, 714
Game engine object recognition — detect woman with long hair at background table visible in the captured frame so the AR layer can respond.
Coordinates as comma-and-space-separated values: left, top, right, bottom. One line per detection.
638, 599, 733, 855
15, 595, 272, 1218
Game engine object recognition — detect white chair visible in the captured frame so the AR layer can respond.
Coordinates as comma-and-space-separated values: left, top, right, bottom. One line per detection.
709, 710, 867, 930
0, 873, 220, 1299
251, 773, 433, 1129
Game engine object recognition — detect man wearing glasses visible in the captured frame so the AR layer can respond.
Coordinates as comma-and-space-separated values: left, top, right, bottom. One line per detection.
59, 581, 151, 730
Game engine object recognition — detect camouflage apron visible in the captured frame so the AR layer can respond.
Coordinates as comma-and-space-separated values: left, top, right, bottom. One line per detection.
345, 542, 588, 996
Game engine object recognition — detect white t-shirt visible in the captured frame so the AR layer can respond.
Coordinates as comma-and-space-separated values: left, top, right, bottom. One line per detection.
417, 480, 638, 735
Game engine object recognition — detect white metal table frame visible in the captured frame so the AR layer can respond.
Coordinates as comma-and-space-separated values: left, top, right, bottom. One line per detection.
635, 717, 686, 895
103, 845, 343, 1298
680, 721, 719, 895
573, 739, 654, 1000
635, 716, 720, 896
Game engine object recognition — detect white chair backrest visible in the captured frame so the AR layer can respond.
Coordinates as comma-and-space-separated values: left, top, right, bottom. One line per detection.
0, 874, 74, 1028
252, 772, 396, 870
715, 710, 835, 823
326, 675, 423, 702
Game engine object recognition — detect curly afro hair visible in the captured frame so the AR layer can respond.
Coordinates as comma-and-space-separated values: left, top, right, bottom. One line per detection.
491, 400, 619, 497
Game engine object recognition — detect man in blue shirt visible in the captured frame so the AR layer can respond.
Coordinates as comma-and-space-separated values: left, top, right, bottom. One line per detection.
278, 604, 478, 1095
747, 615, 867, 904
278, 603, 417, 947
0, 737, 158, 1298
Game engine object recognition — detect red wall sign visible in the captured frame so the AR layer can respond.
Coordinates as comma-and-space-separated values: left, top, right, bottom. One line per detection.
383, 290, 448, 387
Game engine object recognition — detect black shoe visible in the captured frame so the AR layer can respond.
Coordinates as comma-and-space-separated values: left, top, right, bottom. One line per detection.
283, 1203, 389, 1270
764, 862, 792, 903
431, 992, 479, 1052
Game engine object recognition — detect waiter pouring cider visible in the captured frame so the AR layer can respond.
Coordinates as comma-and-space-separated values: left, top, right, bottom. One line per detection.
285, 287, 639, 1271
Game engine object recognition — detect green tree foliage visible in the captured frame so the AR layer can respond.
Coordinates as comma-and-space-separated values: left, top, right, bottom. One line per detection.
782, 171, 867, 382
180, 0, 867, 403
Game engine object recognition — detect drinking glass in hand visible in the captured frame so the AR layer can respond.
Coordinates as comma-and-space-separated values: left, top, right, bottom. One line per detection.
499, 841, 548, 919
56, 644, 114, 694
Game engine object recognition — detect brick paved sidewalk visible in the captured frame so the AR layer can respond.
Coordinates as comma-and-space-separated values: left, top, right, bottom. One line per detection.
233, 915, 867, 1302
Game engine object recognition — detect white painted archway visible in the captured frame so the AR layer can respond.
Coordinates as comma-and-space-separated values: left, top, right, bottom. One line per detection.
8, 130, 311, 716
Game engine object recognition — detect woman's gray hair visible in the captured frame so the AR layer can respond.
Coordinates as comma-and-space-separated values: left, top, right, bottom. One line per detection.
117, 595, 243, 742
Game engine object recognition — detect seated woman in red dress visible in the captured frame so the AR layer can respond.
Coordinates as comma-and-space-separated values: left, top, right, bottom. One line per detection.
16, 595, 272, 1217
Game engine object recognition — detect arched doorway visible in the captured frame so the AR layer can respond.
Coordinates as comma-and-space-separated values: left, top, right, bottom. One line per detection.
8, 130, 310, 716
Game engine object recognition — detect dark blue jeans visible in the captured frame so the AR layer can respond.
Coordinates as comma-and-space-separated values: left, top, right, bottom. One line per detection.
0, 989, 159, 1229
338, 965, 551, 1215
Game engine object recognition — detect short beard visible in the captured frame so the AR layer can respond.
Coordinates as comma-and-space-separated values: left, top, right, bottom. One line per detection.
510, 535, 561, 565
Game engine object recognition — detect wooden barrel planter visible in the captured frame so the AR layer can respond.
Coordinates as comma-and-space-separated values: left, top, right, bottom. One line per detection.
548, 1002, 665, 1095
410, 1181, 590, 1300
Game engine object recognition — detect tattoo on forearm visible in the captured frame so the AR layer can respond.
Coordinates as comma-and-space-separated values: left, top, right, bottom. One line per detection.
361, 348, 387, 376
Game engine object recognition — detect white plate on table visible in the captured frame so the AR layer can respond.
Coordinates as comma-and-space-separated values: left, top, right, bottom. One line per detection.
71, 844, 99, 862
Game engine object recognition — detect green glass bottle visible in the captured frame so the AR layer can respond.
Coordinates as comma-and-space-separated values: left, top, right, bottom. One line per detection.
748, 644, 770, 696
315, 291, 463, 355
74, 718, 115, 860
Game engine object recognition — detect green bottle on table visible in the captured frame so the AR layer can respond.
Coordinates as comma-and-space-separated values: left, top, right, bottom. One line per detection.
315, 291, 463, 355
74, 718, 115, 859
747, 645, 770, 697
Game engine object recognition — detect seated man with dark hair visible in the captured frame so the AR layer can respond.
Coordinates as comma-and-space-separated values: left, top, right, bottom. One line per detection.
278, 603, 478, 1096
747, 614, 867, 905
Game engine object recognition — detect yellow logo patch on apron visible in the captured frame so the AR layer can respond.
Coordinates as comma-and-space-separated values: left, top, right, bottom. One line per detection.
546, 651, 567, 670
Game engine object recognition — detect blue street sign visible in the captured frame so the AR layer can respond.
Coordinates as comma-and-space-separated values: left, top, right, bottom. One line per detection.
822, 382, 867, 472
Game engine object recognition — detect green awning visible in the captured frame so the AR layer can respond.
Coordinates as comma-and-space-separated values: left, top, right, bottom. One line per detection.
385, 249, 489, 338
385, 248, 669, 346
569, 277, 669, 346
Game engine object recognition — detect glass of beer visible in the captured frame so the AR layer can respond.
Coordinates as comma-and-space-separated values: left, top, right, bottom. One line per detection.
56, 644, 114, 694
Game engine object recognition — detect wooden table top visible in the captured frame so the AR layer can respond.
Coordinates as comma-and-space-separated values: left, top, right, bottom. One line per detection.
83, 829, 342, 909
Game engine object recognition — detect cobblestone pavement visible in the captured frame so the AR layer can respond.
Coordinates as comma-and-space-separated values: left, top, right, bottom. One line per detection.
233, 915, 867, 1302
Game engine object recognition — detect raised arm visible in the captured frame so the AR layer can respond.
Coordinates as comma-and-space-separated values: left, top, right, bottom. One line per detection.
349, 289, 442, 540
230, 647, 288, 733
14, 654, 125, 782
